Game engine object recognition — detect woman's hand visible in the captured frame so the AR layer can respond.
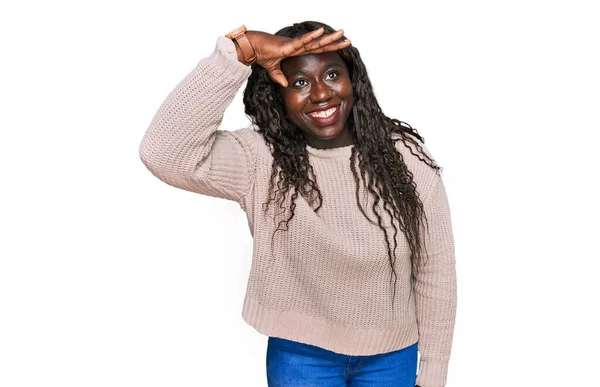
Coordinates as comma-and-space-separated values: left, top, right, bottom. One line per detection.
244, 27, 351, 88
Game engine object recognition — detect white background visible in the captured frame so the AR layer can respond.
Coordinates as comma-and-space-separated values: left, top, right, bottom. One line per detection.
1, 0, 598, 386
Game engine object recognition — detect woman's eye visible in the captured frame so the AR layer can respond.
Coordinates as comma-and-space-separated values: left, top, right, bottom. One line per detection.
293, 72, 339, 87
293, 79, 307, 87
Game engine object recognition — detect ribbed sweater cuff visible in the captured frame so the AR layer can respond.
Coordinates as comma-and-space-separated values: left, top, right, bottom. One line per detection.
203, 35, 252, 80
416, 360, 449, 387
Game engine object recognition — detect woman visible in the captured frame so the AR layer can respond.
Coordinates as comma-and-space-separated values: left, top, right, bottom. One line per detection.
139, 21, 456, 387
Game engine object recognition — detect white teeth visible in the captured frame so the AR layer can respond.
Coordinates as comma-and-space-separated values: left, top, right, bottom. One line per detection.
308, 106, 337, 118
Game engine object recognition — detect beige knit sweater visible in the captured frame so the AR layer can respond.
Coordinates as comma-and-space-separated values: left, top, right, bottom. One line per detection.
139, 35, 457, 387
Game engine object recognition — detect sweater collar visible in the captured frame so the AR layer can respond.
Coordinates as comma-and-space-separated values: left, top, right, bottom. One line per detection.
305, 142, 354, 158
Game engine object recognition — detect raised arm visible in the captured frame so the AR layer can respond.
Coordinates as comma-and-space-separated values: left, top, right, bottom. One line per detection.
414, 172, 458, 387
139, 27, 352, 205
139, 36, 257, 204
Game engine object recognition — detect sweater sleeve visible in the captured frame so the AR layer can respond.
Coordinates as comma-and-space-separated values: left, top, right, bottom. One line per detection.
414, 172, 457, 387
139, 36, 256, 204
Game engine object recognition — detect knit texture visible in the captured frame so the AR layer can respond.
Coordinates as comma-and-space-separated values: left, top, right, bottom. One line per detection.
139, 36, 457, 387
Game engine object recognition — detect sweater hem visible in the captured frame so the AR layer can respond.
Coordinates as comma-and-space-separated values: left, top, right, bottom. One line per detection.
241, 296, 419, 356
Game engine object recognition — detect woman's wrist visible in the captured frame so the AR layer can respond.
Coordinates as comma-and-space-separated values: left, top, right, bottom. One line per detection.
231, 39, 248, 65
228, 29, 256, 67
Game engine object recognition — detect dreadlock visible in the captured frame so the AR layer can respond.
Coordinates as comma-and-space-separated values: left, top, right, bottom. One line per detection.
242, 20, 441, 312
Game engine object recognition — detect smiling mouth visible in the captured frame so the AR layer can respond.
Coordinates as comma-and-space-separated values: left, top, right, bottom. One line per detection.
305, 105, 341, 126
307, 105, 338, 118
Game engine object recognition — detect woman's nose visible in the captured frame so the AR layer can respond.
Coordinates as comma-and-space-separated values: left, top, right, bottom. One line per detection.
309, 80, 333, 103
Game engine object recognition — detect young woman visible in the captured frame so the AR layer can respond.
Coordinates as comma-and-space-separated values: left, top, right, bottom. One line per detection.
139, 21, 457, 387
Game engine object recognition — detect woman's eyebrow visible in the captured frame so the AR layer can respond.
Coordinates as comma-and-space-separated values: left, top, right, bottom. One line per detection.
291, 62, 345, 76
328, 61, 345, 68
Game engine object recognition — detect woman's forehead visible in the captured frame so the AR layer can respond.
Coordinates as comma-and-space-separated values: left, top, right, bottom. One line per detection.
281, 52, 346, 75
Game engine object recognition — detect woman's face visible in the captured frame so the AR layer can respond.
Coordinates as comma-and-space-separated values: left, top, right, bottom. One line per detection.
278, 51, 354, 149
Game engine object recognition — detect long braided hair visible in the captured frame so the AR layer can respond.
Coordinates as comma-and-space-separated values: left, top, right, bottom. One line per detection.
242, 21, 441, 311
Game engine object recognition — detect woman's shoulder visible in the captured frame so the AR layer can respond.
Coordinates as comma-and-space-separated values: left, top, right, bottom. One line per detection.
224, 124, 272, 160
228, 124, 262, 141
390, 131, 441, 196
222, 124, 263, 147
391, 131, 436, 168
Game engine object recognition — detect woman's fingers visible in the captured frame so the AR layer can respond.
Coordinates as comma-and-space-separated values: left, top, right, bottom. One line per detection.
281, 27, 325, 56
304, 39, 351, 54
302, 29, 345, 52
285, 28, 347, 57
268, 66, 288, 88
267, 28, 351, 87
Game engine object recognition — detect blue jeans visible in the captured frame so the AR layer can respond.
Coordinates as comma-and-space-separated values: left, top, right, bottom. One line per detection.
266, 337, 418, 386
